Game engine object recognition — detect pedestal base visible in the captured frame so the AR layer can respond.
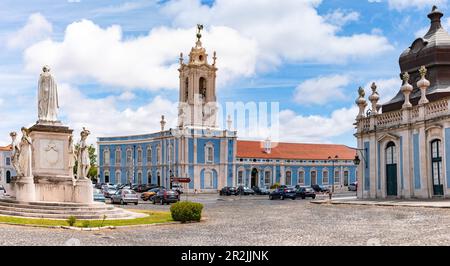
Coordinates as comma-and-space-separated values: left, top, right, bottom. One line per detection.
14, 178, 36, 202
74, 179, 94, 204
34, 176, 93, 203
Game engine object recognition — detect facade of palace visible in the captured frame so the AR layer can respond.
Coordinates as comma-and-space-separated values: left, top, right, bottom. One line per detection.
97, 30, 357, 192
0, 145, 14, 190
355, 6, 450, 199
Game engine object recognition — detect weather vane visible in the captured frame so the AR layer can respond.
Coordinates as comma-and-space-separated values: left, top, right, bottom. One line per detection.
197, 24, 204, 42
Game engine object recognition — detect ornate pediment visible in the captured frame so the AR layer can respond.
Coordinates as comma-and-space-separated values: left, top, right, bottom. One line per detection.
377, 133, 400, 143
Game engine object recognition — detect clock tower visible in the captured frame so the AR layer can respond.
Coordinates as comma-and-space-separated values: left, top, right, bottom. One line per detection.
178, 25, 218, 129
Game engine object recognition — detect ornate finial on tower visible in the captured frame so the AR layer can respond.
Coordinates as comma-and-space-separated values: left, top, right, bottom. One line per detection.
196, 24, 204, 47
368, 82, 380, 115
401, 72, 413, 109
355, 87, 368, 119
179, 52, 184, 65
227, 115, 232, 130
160, 115, 166, 131
417, 65, 430, 105
428, 5, 443, 31
213, 51, 217, 66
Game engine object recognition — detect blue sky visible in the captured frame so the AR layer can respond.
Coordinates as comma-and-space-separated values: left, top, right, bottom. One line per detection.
0, 0, 448, 147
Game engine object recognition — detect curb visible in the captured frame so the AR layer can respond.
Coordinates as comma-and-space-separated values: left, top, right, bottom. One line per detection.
311, 200, 450, 209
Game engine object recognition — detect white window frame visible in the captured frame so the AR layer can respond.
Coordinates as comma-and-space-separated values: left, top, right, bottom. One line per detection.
205, 143, 214, 164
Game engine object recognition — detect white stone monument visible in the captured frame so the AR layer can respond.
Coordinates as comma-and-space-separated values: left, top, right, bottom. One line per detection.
10, 66, 93, 204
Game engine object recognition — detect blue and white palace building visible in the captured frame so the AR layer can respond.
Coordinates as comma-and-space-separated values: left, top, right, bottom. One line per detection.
355, 7, 450, 199
0, 145, 15, 191
97, 30, 357, 192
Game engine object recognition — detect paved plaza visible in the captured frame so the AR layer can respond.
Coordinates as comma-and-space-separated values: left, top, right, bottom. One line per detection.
0, 194, 450, 246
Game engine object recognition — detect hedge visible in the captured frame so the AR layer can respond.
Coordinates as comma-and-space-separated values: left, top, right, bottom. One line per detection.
170, 201, 204, 223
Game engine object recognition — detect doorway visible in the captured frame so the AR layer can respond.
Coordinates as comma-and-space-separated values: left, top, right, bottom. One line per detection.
386, 142, 398, 196
431, 140, 444, 196
251, 168, 258, 188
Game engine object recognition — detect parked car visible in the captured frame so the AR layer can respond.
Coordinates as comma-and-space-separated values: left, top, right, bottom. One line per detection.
311, 184, 330, 193
0, 185, 6, 196
219, 186, 238, 196
133, 184, 157, 193
237, 186, 255, 195
171, 184, 184, 194
111, 189, 139, 205
269, 186, 297, 200
152, 189, 180, 205
141, 187, 161, 201
93, 189, 106, 203
252, 186, 270, 195
348, 182, 358, 191
296, 186, 316, 199
103, 187, 117, 198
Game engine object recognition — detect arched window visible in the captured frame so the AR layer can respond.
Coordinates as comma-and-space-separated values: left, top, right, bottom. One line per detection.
311, 170, 317, 185
285, 171, 292, 186
264, 170, 271, 185
199, 77, 207, 99
103, 149, 110, 165
386, 142, 397, 164
334, 170, 340, 184
137, 148, 142, 164
115, 171, 121, 185
147, 147, 152, 165
156, 146, 161, 165
431, 139, 443, 195
126, 149, 132, 165
298, 170, 305, 184
137, 172, 142, 184
104, 171, 110, 184
6, 171, 11, 184
115, 149, 121, 165
322, 170, 329, 184
147, 171, 152, 184
185, 78, 189, 101
205, 143, 214, 164
238, 170, 244, 185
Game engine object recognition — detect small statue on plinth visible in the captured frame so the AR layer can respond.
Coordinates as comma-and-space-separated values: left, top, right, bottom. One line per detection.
18, 127, 33, 178
9, 132, 22, 177
76, 128, 91, 180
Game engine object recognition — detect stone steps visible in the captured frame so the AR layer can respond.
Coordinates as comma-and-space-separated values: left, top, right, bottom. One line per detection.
0, 199, 144, 220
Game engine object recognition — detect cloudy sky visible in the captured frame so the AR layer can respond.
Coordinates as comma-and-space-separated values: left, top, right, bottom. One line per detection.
0, 0, 447, 147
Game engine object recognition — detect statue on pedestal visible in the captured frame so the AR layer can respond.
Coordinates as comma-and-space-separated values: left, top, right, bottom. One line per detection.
9, 132, 22, 177
68, 135, 76, 179
76, 128, 91, 180
18, 127, 33, 178
38, 65, 59, 123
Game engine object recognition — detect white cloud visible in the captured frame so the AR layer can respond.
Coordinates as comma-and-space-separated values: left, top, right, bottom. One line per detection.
276, 106, 358, 143
58, 84, 179, 143
93, 2, 150, 14
24, 20, 257, 91
7, 13, 52, 49
118, 91, 136, 101
0, 98, 4, 106
386, 0, 446, 10
324, 9, 360, 28
294, 75, 350, 106
163, 0, 393, 67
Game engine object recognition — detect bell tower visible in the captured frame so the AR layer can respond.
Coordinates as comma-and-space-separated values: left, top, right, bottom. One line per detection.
178, 24, 218, 129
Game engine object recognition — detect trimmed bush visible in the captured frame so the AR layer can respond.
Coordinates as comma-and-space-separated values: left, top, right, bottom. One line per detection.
67, 216, 77, 226
270, 183, 281, 189
82, 220, 91, 228
170, 201, 203, 223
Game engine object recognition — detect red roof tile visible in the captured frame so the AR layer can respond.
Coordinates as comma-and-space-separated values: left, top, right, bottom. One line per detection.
237, 141, 356, 160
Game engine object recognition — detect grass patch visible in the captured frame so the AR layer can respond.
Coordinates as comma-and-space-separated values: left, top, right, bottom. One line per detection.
0, 210, 173, 228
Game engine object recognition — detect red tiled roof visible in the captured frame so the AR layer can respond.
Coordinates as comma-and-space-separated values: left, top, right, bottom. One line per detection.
0, 145, 12, 152
237, 141, 356, 160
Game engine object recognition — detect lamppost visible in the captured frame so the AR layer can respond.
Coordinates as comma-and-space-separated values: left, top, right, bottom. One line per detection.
353, 148, 368, 199
328, 155, 339, 194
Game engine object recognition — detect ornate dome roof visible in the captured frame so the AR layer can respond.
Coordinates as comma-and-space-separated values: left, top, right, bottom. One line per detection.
383, 6, 450, 112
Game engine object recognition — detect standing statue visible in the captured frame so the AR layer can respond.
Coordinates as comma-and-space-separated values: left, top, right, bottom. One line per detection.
18, 127, 33, 178
76, 128, 91, 179
38, 65, 59, 123
68, 135, 76, 179
9, 132, 22, 177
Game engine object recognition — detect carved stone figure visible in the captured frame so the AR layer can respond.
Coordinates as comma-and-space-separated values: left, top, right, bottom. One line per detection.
38, 65, 59, 123
76, 128, 91, 179
68, 135, 76, 178
18, 127, 33, 178
9, 132, 22, 177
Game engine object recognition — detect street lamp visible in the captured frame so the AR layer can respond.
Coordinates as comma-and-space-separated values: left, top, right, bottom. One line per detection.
328, 155, 339, 194
353, 148, 368, 199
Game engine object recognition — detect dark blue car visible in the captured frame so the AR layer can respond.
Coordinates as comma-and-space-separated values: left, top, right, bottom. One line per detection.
269, 186, 297, 200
